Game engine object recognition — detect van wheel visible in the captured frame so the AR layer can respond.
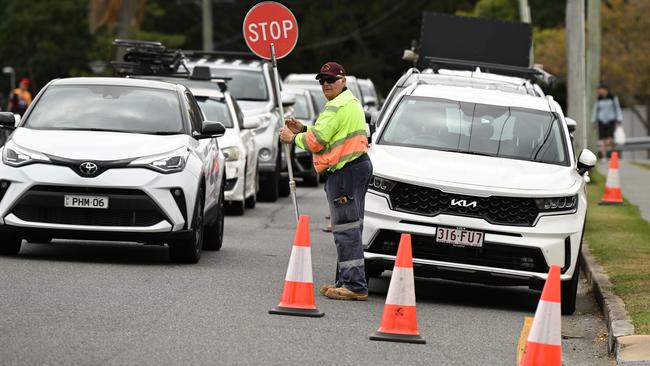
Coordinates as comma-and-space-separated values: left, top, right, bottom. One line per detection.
169, 187, 204, 263
0, 235, 22, 255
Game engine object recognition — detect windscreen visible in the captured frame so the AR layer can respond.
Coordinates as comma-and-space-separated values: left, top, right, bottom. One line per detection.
292, 94, 310, 120
379, 96, 568, 165
195, 97, 234, 128
208, 68, 268, 101
24, 85, 184, 134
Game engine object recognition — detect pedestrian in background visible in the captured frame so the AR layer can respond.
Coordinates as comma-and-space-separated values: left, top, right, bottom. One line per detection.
280, 62, 372, 301
591, 84, 622, 160
7, 78, 32, 116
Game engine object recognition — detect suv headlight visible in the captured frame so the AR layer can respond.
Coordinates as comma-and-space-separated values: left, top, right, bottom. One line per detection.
534, 195, 578, 212
368, 175, 396, 194
222, 146, 240, 162
2, 141, 50, 167
131, 147, 190, 174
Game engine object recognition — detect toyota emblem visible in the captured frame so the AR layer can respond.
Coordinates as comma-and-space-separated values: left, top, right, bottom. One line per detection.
79, 162, 98, 176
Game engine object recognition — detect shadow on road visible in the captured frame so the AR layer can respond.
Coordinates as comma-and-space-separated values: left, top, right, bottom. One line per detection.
369, 273, 539, 313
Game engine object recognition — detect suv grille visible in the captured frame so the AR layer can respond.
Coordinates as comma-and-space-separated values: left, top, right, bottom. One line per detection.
389, 182, 539, 226
368, 230, 548, 273
11, 186, 166, 227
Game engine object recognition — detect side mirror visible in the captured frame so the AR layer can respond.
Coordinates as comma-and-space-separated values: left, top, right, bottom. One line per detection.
242, 116, 261, 129
565, 118, 577, 133
364, 99, 377, 109
364, 111, 372, 125
577, 149, 597, 175
0, 112, 17, 130
198, 121, 226, 139
281, 91, 295, 108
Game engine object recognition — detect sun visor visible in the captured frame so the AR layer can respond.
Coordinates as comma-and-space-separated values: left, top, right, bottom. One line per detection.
418, 12, 532, 69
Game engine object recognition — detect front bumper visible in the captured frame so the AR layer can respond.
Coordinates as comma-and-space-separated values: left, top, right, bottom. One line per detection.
0, 162, 200, 241
224, 160, 245, 202
363, 191, 586, 285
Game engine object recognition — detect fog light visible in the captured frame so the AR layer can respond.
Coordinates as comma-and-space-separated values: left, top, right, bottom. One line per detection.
259, 148, 272, 161
173, 189, 182, 197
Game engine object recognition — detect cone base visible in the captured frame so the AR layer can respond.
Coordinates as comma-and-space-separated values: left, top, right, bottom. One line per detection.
369, 331, 426, 344
599, 201, 623, 205
269, 306, 324, 318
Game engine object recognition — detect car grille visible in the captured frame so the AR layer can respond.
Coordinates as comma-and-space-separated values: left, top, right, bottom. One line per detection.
10, 186, 167, 227
388, 182, 539, 226
367, 230, 548, 273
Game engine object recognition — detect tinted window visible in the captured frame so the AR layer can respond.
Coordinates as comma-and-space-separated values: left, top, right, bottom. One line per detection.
292, 95, 310, 120
25, 85, 184, 134
195, 97, 233, 128
379, 96, 567, 165
207, 68, 268, 101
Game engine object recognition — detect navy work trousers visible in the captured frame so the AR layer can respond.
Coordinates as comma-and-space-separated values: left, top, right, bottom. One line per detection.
324, 158, 373, 294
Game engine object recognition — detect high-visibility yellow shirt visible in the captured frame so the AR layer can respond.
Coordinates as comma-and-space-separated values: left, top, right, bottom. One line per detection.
295, 89, 368, 173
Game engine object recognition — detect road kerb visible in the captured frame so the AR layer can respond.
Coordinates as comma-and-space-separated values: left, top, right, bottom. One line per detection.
580, 242, 650, 365
516, 316, 534, 365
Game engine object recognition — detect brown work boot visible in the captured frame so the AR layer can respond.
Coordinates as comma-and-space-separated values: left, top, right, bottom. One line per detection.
324, 287, 368, 301
319, 284, 336, 296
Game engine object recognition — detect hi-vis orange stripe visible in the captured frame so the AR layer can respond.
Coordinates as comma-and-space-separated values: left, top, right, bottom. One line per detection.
305, 132, 368, 173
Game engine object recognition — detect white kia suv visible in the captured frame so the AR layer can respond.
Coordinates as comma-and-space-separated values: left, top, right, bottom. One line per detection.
363, 81, 597, 314
0, 77, 226, 264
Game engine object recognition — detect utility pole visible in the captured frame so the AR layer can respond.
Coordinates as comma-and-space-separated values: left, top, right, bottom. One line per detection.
518, 0, 533, 66
586, 0, 601, 152
202, 0, 214, 51
566, 0, 587, 153
116, 0, 134, 62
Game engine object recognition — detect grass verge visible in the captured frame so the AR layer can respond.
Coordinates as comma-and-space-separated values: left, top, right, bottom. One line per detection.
585, 170, 650, 334
631, 161, 650, 171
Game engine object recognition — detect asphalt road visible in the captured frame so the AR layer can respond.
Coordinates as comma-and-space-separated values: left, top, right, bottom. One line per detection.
0, 185, 613, 365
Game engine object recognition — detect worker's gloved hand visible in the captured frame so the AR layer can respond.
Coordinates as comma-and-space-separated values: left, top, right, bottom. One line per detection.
285, 117, 304, 134
279, 127, 295, 144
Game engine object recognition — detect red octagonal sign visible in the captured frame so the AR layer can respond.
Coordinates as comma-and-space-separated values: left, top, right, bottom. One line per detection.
243, 1, 298, 60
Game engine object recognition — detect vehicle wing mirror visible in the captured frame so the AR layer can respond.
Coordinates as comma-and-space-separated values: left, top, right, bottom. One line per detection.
577, 149, 597, 175
242, 116, 261, 129
565, 117, 577, 133
280, 91, 295, 108
0, 112, 17, 129
198, 121, 226, 139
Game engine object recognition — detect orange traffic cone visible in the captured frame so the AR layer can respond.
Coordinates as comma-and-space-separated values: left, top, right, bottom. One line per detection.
370, 233, 425, 344
600, 151, 623, 205
269, 215, 324, 318
520, 265, 562, 366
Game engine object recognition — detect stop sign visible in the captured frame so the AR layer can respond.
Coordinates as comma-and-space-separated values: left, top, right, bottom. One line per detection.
243, 2, 299, 60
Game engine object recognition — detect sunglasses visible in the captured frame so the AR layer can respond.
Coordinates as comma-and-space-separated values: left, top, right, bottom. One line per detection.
318, 76, 342, 85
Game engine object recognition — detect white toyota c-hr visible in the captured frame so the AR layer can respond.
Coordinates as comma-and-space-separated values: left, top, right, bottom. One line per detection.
0, 77, 226, 264
363, 82, 597, 314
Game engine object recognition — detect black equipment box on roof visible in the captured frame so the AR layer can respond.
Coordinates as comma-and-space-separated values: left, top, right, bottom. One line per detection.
418, 12, 532, 69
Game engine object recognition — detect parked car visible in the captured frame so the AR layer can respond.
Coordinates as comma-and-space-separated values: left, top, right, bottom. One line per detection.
358, 78, 383, 113
0, 77, 226, 264
282, 85, 319, 186
183, 52, 294, 202
284, 73, 369, 110
363, 71, 597, 315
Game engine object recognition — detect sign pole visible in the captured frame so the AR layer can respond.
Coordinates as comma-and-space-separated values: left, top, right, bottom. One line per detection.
270, 43, 299, 224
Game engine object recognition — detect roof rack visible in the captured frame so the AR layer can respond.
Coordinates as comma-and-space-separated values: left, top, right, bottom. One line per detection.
425, 56, 556, 87
182, 50, 261, 61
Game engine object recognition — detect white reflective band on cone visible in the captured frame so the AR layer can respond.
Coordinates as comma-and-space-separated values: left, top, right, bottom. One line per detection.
284, 246, 313, 283
385, 267, 416, 306
528, 300, 562, 346
606, 169, 620, 188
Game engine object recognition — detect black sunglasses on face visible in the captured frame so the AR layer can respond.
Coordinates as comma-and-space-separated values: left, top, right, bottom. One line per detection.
318, 76, 341, 85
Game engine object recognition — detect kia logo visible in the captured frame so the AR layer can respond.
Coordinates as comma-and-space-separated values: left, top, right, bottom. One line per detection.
450, 199, 477, 208
79, 162, 98, 176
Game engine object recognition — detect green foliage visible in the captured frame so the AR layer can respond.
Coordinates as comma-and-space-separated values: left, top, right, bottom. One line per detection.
456, 0, 518, 20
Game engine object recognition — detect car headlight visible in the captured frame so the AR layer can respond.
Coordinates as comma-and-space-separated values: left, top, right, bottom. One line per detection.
368, 175, 396, 194
2, 141, 49, 167
131, 147, 190, 174
222, 146, 240, 162
534, 195, 578, 212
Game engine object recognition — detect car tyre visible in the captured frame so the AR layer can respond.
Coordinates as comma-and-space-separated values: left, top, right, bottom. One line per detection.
257, 165, 279, 202
303, 172, 319, 187
561, 257, 580, 315
0, 235, 22, 256
279, 174, 290, 197
169, 187, 204, 263
204, 186, 224, 251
